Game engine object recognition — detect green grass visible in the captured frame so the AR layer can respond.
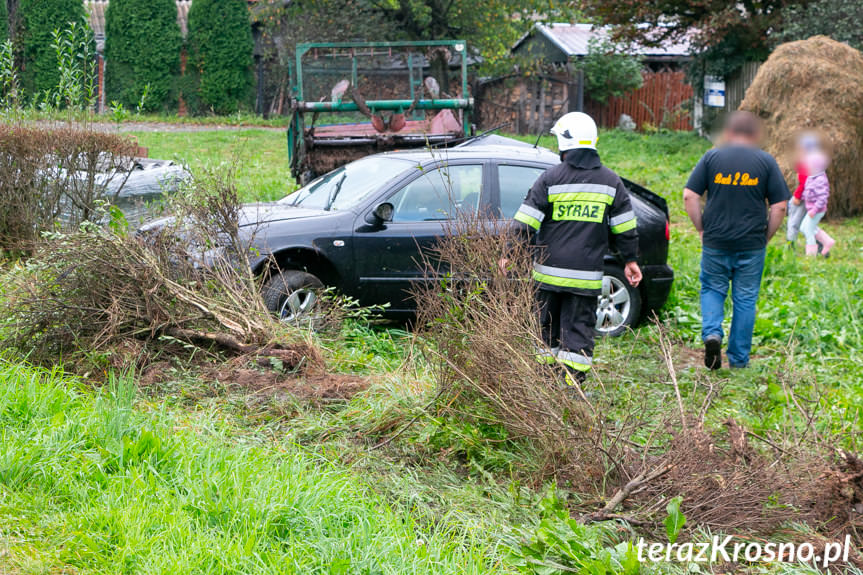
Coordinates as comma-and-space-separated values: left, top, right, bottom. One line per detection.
128, 129, 294, 202
0, 363, 520, 574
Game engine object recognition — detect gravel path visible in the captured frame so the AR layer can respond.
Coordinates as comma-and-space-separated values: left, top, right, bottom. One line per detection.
111, 121, 285, 133
32, 120, 285, 133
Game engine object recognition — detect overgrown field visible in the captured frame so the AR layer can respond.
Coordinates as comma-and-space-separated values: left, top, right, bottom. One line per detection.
2, 127, 862, 574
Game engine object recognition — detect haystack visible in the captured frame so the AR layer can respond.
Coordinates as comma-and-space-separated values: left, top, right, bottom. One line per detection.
740, 36, 863, 217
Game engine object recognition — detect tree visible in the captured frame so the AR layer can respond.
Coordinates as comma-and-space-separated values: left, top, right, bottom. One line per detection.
366, 0, 580, 81
187, 0, 254, 115
582, 0, 792, 77
259, 0, 394, 66
256, 0, 396, 115
778, 0, 863, 51
104, 0, 182, 112
18, 0, 87, 97
577, 39, 643, 104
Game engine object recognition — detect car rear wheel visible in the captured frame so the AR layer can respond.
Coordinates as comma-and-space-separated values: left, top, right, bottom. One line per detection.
595, 265, 641, 337
262, 270, 324, 323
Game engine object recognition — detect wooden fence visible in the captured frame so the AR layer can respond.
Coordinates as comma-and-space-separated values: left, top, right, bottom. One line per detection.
586, 71, 693, 130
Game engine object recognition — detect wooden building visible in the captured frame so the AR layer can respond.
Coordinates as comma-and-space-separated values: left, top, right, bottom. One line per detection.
475, 23, 695, 133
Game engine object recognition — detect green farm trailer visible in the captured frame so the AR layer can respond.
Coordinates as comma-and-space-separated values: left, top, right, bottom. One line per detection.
287, 40, 474, 184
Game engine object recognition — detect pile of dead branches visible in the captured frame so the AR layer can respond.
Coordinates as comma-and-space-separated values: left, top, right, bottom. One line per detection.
413, 214, 615, 481
0, 168, 318, 374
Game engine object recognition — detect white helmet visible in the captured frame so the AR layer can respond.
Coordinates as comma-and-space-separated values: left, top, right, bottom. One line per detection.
550, 112, 598, 151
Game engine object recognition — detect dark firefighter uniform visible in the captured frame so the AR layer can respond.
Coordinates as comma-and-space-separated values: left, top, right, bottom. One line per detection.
513, 148, 639, 379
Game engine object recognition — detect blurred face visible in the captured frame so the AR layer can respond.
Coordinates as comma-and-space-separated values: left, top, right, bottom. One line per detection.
721, 112, 762, 146
796, 133, 821, 160
722, 128, 761, 147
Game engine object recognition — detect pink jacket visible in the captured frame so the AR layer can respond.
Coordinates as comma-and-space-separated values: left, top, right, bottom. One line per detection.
803, 152, 830, 214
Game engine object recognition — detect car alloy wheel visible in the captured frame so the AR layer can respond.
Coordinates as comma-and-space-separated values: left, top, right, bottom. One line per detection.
595, 274, 631, 334
279, 287, 318, 322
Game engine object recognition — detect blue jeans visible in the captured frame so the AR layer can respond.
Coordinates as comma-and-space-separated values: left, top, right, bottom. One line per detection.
700, 246, 766, 367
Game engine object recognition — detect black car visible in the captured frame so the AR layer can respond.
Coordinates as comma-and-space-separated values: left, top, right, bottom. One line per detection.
237, 136, 673, 335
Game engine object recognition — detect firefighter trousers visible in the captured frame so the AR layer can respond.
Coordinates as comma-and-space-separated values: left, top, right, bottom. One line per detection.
536, 289, 596, 375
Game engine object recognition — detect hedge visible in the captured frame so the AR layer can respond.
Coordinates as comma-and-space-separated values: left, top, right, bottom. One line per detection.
1, 2, 7, 43
104, 0, 182, 112
187, 0, 254, 115
18, 0, 87, 97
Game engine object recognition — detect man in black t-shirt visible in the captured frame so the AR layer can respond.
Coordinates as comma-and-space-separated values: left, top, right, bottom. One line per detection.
684, 111, 789, 370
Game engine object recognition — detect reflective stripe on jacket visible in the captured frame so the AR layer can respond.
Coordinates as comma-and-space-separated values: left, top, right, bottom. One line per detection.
512, 149, 639, 295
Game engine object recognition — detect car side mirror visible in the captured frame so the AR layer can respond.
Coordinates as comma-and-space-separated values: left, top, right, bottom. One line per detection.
366, 202, 394, 225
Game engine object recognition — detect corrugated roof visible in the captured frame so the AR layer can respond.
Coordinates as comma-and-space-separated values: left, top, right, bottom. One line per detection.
516, 23, 692, 58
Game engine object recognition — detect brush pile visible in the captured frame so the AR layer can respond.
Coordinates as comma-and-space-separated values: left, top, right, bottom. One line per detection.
0, 169, 318, 374
413, 215, 621, 482
741, 36, 863, 216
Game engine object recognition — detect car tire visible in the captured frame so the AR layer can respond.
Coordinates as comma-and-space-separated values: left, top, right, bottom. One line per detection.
262, 270, 324, 323
595, 265, 641, 337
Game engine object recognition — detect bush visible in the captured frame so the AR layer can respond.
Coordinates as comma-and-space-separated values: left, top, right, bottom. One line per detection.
50, 22, 98, 111
0, 124, 137, 252
412, 213, 605, 473
187, 0, 254, 115
104, 0, 182, 112
0, 40, 17, 109
18, 0, 87, 98
0, 2, 7, 43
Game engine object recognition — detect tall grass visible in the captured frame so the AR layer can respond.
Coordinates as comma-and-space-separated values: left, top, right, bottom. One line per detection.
0, 362, 505, 574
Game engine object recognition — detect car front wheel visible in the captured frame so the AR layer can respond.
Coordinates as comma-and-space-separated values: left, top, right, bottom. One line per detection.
262, 270, 324, 323
595, 265, 642, 337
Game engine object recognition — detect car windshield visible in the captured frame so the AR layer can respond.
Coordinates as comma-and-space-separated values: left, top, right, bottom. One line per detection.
282, 156, 414, 211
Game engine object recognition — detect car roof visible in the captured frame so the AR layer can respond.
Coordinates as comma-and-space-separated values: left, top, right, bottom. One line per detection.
374, 135, 560, 165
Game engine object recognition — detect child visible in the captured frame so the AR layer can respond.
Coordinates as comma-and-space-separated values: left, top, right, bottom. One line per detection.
787, 134, 817, 246
799, 148, 835, 257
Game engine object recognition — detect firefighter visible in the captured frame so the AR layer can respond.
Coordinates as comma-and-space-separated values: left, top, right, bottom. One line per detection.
510, 112, 642, 385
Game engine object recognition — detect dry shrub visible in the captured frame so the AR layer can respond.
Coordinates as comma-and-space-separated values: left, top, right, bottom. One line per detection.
0, 122, 138, 252
806, 451, 863, 539
636, 423, 803, 532
740, 36, 863, 216
415, 224, 863, 545
0, 168, 318, 374
628, 334, 863, 547
632, 425, 863, 556
413, 215, 617, 483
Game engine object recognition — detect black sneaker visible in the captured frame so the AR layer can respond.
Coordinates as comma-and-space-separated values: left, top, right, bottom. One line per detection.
704, 335, 722, 370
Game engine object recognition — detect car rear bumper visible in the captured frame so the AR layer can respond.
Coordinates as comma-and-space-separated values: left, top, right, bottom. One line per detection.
640, 263, 674, 313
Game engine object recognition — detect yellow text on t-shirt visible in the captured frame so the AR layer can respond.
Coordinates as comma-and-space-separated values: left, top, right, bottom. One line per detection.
714, 172, 759, 186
